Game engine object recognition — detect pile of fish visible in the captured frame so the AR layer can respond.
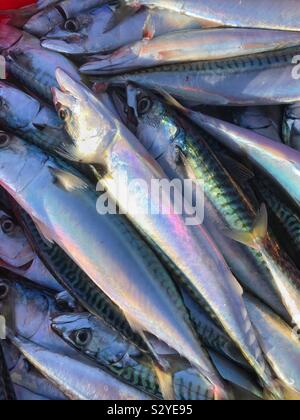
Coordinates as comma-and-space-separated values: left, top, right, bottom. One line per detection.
1, 0, 300, 401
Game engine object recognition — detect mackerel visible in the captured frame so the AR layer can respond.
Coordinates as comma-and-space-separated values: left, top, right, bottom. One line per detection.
52, 69, 280, 397
81, 28, 300, 74
11, 335, 152, 400
0, 132, 227, 398
123, 0, 300, 32
104, 47, 300, 106
0, 24, 81, 103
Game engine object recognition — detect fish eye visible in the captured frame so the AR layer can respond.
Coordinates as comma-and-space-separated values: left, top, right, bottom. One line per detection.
74, 328, 92, 347
1, 217, 15, 235
137, 96, 152, 115
0, 133, 10, 148
0, 282, 9, 300
64, 18, 80, 33
58, 107, 70, 122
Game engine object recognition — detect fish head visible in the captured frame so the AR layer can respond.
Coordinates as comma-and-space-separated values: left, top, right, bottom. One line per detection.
53, 68, 115, 163
24, 7, 64, 37
0, 209, 35, 269
112, 84, 180, 160
52, 313, 130, 365
0, 82, 40, 130
0, 131, 47, 195
42, 6, 114, 55
0, 24, 23, 52
0, 275, 51, 340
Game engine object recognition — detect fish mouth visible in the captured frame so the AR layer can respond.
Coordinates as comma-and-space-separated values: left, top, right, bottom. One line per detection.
41, 37, 85, 55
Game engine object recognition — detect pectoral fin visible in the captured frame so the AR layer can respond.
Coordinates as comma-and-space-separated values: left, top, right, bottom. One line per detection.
48, 166, 88, 192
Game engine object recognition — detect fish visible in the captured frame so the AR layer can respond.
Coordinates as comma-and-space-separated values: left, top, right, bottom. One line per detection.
14, 203, 147, 351
0, 132, 228, 399
0, 207, 62, 292
123, 0, 300, 32
112, 86, 289, 321
208, 350, 262, 400
0, 24, 81, 103
52, 313, 216, 400
245, 294, 300, 398
2, 341, 66, 400
283, 103, 300, 151
11, 335, 152, 400
0, 271, 78, 357
0, 342, 15, 400
233, 107, 283, 143
52, 69, 282, 398
232, 105, 300, 269
166, 97, 300, 211
81, 28, 300, 74
161, 94, 300, 331
0, 0, 61, 24
253, 176, 300, 272
101, 47, 300, 106
24, 0, 109, 37
181, 291, 247, 368
41, 5, 210, 56
0, 87, 71, 154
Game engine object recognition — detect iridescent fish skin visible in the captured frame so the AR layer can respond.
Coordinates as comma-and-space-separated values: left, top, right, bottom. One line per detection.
0, 133, 227, 398
124, 0, 300, 31
0, 273, 77, 357
52, 313, 215, 400
11, 336, 152, 401
0, 24, 80, 103
0, 85, 71, 153
81, 28, 300, 74
245, 295, 300, 397
164, 98, 300, 331
24, 0, 108, 37
105, 47, 300, 106
2, 342, 66, 401
14, 204, 146, 351
233, 106, 300, 269
42, 6, 206, 55
179, 106, 300, 210
234, 107, 282, 143
52, 70, 280, 398
113, 86, 289, 321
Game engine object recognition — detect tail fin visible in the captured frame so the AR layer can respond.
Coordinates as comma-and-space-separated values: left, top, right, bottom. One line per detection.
224, 204, 268, 251
153, 363, 175, 400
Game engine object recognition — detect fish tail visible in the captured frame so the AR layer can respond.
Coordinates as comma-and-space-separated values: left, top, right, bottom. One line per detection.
153, 363, 175, 400
223, 203, 268, 251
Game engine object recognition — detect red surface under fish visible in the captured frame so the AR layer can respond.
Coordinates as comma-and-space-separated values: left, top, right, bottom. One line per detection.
0, 0, 36, 9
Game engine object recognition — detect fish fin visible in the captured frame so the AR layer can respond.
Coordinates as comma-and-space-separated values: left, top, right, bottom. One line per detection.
54, 143, 83, 163
224, 204, 268, 250
143, 12, 155, 40
48, 166, 88, 192
32, 216, 54, 247
103, 4, 138, 33
156, 89, 188, 114
153, 363, 175, 400
218, 155, 255, 185
124, 311, 171, 371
